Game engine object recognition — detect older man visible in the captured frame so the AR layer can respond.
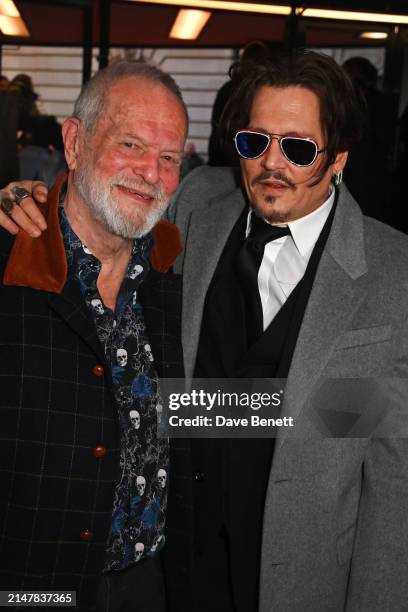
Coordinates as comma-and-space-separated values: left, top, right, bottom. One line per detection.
0, 60, 186, 611
4, 49, 408, 612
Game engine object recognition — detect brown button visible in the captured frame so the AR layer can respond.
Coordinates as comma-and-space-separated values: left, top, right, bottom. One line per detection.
92, 446, 107, 459
92, 365, 104, 377
80, 529, 93, 542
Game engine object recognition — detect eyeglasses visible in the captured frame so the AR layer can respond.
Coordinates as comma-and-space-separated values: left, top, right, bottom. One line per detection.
234, 129, 325, 167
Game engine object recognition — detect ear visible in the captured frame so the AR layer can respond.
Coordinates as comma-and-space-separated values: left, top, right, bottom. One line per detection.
333, 150, 348, 174
62, 117, 82, 170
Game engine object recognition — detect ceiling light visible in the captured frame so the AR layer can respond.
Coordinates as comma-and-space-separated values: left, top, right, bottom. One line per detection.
0, 0, 19, 17
302, 8, 408, 26
128, 0, 291, 16
0, 14, 30, 36
170, 9, 211, 39
360, 31, 388, 40
127, 0, 408, 25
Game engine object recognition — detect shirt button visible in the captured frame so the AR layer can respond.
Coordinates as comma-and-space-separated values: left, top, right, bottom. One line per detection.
92, 365, 104, 377
92, 446, 107, 459
80, 529, 93, 542
193, 471, 204, 482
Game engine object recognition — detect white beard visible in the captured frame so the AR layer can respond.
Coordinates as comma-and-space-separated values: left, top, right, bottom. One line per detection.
74, 166, 169, 239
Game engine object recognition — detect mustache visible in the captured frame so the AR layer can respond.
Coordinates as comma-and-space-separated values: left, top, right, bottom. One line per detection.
252, 170, 296, 189
109, 175, 164, 201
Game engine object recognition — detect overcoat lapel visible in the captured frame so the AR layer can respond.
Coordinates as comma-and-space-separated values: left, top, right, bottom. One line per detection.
273, 250, 366, 453
272, 186, 369, 457
181, 187, 246, 378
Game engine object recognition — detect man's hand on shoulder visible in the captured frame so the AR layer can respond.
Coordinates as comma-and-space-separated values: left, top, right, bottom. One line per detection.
0, 180, 48, 238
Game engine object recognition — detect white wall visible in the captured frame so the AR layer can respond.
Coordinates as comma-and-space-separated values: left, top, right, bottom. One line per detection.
2, 45, 235, 161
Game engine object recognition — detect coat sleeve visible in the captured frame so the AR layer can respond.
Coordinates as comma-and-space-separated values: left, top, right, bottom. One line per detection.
345, 319, 408, 611
345, 437, 408, 611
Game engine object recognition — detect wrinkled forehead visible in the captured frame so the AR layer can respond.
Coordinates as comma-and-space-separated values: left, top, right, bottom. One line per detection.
102, 76, 187, 134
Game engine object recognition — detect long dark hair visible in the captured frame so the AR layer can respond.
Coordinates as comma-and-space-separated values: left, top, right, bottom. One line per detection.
224, 48, 365, 173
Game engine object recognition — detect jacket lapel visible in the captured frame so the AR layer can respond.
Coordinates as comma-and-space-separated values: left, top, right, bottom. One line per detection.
139, 270, 184, 378
272, 186, 369, 456
48, 274, 107, 365
181, 187, 247, 378
48, 269, 184, 389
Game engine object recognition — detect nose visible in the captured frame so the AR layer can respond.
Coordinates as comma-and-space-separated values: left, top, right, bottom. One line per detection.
261, 137, 285, 171
131, 150, 160, 185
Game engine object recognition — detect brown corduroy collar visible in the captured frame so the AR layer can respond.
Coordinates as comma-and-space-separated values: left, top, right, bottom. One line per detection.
3, 174, 182, 293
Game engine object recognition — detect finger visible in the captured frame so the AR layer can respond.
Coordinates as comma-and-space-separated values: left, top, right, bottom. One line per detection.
7, 180, 48, 203
31, 181, 49, 203
6, 203, 43, 238
19, 197, 47, 231
0, 208, 20, 235
7, 181, 48, 232
5, 180, 37, 198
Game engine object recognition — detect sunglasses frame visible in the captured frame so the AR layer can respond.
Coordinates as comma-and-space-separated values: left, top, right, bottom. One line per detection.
234, 129, 325, 167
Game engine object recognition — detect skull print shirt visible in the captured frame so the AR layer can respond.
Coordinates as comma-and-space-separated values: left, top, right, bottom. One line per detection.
60, 207, 168, 572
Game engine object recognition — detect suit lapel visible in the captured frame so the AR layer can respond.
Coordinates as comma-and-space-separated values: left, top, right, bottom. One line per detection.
181, 187, 246, 378
48, 274, 106, 365
139, 270, 184, 378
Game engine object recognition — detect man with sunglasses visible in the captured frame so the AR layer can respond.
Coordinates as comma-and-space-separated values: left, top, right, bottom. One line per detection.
166, 48, 408, 612
2, 49, 408, 612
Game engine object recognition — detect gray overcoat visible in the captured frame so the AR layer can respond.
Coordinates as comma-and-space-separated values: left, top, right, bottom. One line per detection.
167, 165, 408, 612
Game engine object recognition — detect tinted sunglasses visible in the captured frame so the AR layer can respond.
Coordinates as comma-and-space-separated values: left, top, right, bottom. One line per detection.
234, 130, 325, 167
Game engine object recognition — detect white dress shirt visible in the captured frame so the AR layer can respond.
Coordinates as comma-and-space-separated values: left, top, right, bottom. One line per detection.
245, 189, 335, 330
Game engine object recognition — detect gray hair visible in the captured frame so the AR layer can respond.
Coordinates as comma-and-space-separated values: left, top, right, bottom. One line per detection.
73, 59, 188, 133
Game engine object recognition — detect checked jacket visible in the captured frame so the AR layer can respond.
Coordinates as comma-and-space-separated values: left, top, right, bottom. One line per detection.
0, 177, 184, 610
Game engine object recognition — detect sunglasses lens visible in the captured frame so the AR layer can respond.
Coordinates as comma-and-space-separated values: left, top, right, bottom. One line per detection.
235, 132, 270, 159
281, 138, 317, 166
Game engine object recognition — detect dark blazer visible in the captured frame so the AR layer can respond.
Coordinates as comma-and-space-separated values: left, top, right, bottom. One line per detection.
0, 180, 184, 610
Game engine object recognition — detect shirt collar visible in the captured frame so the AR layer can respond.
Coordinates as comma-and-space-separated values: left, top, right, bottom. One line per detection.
59, 204, 153, 316
246, 187, 335, 259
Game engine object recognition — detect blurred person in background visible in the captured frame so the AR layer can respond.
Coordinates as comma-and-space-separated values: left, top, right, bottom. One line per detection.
0, 76, 19, 188
10, 72, 67, 185
392, 102, 408, 234
10, 73, 41, 125
17, 113, 66, 185
342, 56, 395, 225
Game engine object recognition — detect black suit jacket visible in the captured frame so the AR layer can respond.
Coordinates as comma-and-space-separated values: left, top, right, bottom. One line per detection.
0, 216, 183, 610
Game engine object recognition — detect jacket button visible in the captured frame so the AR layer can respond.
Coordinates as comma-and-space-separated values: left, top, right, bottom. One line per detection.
193, 471, 204, 482
80, 529, 93, 542
92, 365, 104, 377
92, 446, 107, 459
